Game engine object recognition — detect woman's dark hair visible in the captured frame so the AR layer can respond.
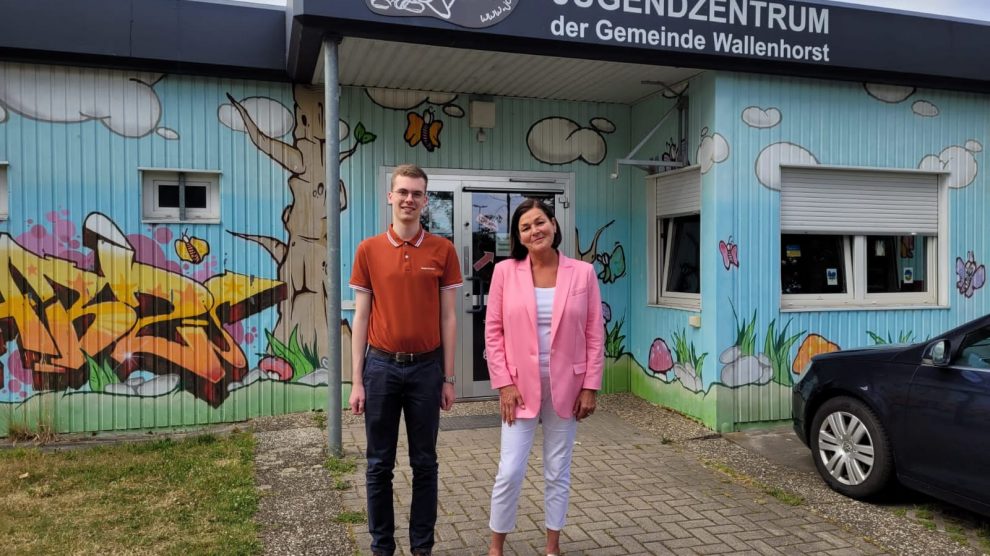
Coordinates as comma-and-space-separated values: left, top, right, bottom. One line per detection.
509, 198, 562, 260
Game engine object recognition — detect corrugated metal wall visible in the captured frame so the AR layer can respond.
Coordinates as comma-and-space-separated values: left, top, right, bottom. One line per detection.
0, 63, 334, 436
717, 72, 986, 425
0, 65, 638, 436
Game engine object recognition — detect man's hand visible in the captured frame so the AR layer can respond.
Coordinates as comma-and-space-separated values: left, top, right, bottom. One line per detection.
349, 383, 366, 415
499, 385, 525, 426
441, 382, 456, 411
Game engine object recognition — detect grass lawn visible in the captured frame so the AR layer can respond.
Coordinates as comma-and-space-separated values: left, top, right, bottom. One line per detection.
0, 432, 260, 555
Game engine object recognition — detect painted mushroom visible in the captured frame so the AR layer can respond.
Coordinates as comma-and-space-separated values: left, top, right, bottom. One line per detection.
792, 333, 840, 374
648, 338, 674, 376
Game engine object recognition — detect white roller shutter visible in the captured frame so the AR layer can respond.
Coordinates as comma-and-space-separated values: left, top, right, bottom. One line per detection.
781, 167, 939, 235
653, 166, 700, 217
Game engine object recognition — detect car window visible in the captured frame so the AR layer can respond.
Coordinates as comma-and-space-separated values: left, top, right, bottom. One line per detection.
955, 327, 990, 369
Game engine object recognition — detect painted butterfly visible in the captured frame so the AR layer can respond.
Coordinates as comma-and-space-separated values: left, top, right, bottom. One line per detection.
175, 231, 209, 264
956, 250, 986, 298
719, 237, 739, 270
596, 243, 626, 284
405, 108, 443, 152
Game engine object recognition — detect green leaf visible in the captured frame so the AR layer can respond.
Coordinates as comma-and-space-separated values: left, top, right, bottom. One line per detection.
85, 352, 117, 393
265, 326, 316, 381
355, 122, 366, 138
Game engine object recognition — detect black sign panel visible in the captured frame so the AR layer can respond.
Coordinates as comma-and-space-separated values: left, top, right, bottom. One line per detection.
296, 0, 990, 85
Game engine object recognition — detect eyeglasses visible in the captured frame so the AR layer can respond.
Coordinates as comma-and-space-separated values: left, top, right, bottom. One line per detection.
392, 189, 426, 200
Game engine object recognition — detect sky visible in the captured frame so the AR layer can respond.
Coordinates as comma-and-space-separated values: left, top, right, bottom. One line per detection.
232, 0, 990, 21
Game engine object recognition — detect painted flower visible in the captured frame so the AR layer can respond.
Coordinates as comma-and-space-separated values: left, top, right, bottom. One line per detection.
602, 301, 612, 324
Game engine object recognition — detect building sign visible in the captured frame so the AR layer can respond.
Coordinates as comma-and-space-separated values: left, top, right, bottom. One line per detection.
351, 0, 831, 63
298, 0, 990, 85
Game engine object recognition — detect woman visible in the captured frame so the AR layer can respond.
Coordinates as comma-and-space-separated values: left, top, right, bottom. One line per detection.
485, 198, 604, 556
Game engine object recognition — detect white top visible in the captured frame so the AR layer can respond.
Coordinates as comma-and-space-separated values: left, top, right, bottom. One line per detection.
535, 287, 555, 375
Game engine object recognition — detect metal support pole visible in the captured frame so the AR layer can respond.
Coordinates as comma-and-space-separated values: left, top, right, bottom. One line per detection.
324, 38, 343, 456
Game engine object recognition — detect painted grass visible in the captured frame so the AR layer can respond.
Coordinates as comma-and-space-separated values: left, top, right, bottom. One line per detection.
0, 432, 260, 555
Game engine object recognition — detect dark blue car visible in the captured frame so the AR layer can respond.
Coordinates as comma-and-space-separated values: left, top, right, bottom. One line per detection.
793, 315, 990, 516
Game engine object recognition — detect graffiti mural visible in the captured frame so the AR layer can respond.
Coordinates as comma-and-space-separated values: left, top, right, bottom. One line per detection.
718, 236, 739, 270
956, 251, 987, 298
696, 127, 729, 174
576, 219, 614, 264
527, 116, 615, 165
721, 306, 803, 387
225, 86, 375, 362
644, 333, 706, 392
602, 302, 626, 359
404, 108, 443, 152
919, 141, 983, 189
0, 213, 285, 406
741, 106, 782, 129
0, 62, 178, 139
366, 87, 465, 118
596, 243, 626, 284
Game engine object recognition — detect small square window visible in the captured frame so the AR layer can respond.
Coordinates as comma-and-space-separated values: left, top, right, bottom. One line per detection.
141, 170, 220, 223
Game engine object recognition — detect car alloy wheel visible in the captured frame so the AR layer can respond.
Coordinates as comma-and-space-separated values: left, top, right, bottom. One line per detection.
816, 410, 875, 486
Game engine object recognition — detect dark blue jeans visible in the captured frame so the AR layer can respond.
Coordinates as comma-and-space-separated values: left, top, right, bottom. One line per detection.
363, 350, 443, 555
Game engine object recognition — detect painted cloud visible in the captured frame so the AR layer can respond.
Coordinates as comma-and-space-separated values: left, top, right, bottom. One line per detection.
864, 83, 915, 103
0, 62, 173, 138
527, 117, 614, 165
755, 142, 819, 190
696, 128, 729, 174
919, 141, 983, 189
365, 87, 464, 117
912, 100, 939, 117
219, 96, 294, 138
741, 106, 782, 129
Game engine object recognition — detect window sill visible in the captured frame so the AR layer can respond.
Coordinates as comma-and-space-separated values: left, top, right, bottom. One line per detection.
142, 218, 222, 225
648, 300, 701, 312
781, 303, 948, 313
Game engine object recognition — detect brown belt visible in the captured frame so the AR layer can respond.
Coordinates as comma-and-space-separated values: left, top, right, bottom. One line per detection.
367, 345, 442, 364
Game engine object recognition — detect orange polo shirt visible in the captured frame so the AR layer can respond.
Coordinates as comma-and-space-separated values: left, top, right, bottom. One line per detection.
349, 225, 463, 354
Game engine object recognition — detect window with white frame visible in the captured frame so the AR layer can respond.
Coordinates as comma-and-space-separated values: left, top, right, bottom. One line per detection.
0, 163, 8, 220
141, 169, 221, 223
648, 166, 701, 308
780, 166, 943, 308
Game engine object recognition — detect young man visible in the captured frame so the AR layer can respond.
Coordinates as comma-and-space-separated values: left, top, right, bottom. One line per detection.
348, 164, 462, 556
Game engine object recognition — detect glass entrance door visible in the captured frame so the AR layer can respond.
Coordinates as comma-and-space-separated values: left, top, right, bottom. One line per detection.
387, 170, 573, 399
461, 190, 560, 398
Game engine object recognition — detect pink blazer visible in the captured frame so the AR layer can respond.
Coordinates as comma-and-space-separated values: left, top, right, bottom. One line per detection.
485, 254, 605, 419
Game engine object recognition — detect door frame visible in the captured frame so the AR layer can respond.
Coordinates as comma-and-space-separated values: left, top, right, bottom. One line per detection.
378, 166, 576, 398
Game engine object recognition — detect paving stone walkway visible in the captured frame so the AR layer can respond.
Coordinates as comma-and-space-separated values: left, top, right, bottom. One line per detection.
340, 411, 886, 555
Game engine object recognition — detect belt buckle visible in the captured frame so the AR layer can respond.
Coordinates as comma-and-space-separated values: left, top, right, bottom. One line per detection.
394, 352, 415, 363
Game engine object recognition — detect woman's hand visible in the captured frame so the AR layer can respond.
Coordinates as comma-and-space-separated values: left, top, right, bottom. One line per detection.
499, 385, 525, 426
573, 389, 597, 421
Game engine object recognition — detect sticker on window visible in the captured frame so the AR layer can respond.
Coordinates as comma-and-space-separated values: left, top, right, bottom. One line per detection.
903, 267, 914, 284
786, 244, 801, 258
826, 268, 838, 286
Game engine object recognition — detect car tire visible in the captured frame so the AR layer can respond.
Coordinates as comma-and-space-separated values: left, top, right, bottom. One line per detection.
810, 396, 893, 499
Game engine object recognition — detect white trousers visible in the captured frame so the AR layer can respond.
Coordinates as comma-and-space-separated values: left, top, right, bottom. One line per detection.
489, 374, 578, 533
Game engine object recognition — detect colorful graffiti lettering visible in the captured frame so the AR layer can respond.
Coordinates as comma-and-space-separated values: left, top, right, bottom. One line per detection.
0, 213, 285, 406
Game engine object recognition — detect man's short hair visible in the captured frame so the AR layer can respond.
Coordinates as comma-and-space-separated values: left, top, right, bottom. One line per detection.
391, 164, 429, 190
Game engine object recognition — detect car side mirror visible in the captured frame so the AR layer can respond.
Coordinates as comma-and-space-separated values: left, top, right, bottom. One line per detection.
929, 340, 951, 366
